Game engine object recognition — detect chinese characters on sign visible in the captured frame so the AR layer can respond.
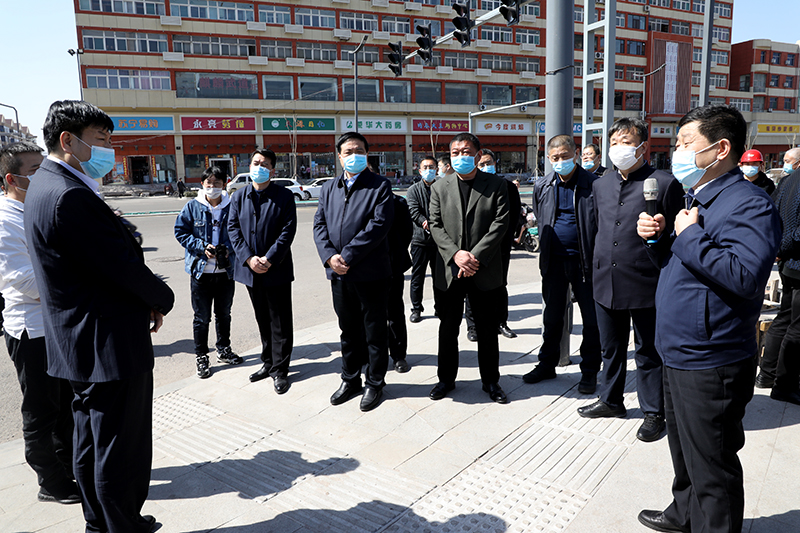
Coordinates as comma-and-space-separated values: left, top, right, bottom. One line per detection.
475, 120, 532, 135
651, 125, 674, 138
757, 124, 800, 134
111, 116, 174, 132
262, 117, 335, 132
341, 117, 408, 133
180, 117, 256, 132
412, 119, 469, 132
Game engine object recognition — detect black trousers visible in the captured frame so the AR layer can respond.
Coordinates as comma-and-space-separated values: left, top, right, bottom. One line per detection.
434, 277, 502, 385
760, 273, 800, 392
539, 255, 601, 372
595, 304, 663, 414
409, 244, 436, 312
662, 359, 754, 533
387, 272, 407, 362
246, 279, 293, 378
190, 272, 235, 356
465, 243, 512, 330
72, 372, 154, 533
6, 331, 74, 490
331, 278, 389, 390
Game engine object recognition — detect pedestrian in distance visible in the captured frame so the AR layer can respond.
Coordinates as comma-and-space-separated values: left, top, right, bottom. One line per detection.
174, 165, 242, 379
406, 155, 439, 323
581, 143, 607, 177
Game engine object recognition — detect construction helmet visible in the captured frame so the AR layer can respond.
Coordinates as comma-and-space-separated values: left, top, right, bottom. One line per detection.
741, 149, 764, 164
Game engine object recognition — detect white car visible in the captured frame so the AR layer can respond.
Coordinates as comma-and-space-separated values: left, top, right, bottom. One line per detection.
226, 173, 306, 201
303, 177, 335, 199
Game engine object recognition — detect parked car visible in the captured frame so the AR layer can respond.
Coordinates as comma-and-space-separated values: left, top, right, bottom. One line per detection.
303, 177, 335, 199
226, 174, 306, 201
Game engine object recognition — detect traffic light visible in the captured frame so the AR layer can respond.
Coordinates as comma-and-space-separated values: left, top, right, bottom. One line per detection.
499, 0, 520, 26
388, 41, 403, 76
452, 3, 474, 48
416, 25, 435, 65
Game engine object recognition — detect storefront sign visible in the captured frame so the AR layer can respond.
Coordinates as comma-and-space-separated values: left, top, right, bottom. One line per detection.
536, 123, 584, 135
412, 119, 469, 133
341, 117, 407, 133
262, 117, 335, 132
181, 116, 256, 132
475, 120, 532, 135
650, 125, 675, 138
757, 124, 800, 134
112, 116, 174, 132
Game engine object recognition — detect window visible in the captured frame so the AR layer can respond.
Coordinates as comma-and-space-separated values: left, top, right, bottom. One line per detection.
692, 71, 700, 86
86, 68, 170, 90
771, 52, 782, 65
616, 13, 625, 27
650, 0, 670, 6
296, 42, 337, 61
693, 48, 702, 62
340, 12, 378, 31
709, 97, 725, 105
295, 8, 335, 28
691, 95, 700, 109
516, 86, 540, 105
673, 0, 690, 9
787, 54, 796, 66
574, 61, 583, 77
627, 66, 644, 81
382, 16, 410, 34
754, 73, 766, 92
574, 6, 583, 23
713, 26, 730, 42
79, 0, 165, 15
480, 25, 512, 43
574, 33, 584, 50
384, 80, 410, 103
263, 76, 293, 100
770, 74, 780, 87
415, 81, 441, 104
626, 93, 642, 111
171, 0, 254, 21
298, 77, 337, 101
614, 91, 624, 110
257, 4, 289, 24
649, 18, 669, 32
515, 29, 540, 46
173, 35, 255, 57
753, 96, 765, 112
341, 45, 379, 63
444, 52, 478, 69
521, 1, 540, 17
480, 0, 501, 9
714, 2, 732, 17
760, 50, 767, 63
574, 88, 583, 109
343, 80, 379, 102
82, 30, 168, 53
769, 97, 778, 110
710, 74, 728, 89
739, 74, 750, 91
692, 0, 704, 12
691, 24, 703, 38
710, 50, 728, 65
516, 56, 540, 73
481, 54, 512, 71
729, 98, 751, 112
413, 19, 442, 38
482, 85, 512, 106
672, 21, 690, 36
615, 65, 624, 80
628, 15, 646, 30
785, 76, 795, 89
175, 71, 257, 99
445, 83, 478, 105
785, 98, 794, 112
627, 41, 646, 56
260, 40, 292, 59
615, 38, 625, 54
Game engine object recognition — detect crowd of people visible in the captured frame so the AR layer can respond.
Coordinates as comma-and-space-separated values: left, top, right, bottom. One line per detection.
1, 100, 798, 533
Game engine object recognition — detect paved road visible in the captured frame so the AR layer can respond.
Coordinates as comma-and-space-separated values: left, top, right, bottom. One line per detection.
0, 194, 541, 442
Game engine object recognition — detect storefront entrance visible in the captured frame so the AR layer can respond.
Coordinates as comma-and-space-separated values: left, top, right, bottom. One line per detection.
129, 156, 151, 184
210, 158, 234, 181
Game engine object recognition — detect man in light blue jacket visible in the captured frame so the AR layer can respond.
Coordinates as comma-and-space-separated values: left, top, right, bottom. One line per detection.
175, 166, 241, 378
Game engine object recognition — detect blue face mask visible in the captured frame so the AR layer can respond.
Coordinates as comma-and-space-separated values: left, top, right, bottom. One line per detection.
74, 136, 116, 181
741, 165, 759, 178
251, 165, 270, 183
582, 160, 596, 170
783, 162, 796, 175
671, 141, 720, 189
451, 155, 476, 175
342, 154, 368, 174
552, 159, 575, 176
420, 168, 436, 182
481, 165, 496, 174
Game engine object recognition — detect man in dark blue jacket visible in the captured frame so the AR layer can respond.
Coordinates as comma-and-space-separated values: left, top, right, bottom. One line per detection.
576, 118, 684, 444
523, 135, 601, 393
406, 155, 438, 323
313, 132, 394, 412
636, 105, 781, 533
228, 149, 297, 394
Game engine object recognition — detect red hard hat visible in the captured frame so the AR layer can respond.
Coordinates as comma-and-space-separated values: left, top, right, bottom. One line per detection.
741, 149, 764, 163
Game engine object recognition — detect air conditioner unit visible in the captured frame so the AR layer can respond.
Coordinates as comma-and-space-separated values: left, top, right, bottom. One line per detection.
643, 5, 650, 12
595, 52, 604, 60
790, 109, 797, 114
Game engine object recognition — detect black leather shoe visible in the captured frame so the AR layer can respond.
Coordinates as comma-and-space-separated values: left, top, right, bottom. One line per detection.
429, 382, 455, 400
755, 371, 774, 389
637, 414, 666, 442
330, 381, 363, 405
38, 483, 81, 504
578, 372, 597, 394
482, 383, 508, 404
467, 327, 478, 342
273, 376, 290, 395
498, 323, 517, 338
577, 400, 627, 419
771, 387, 800, 405
393, 359, 410, 373
360, 387, 382, 412
637, 510, 683, 532
522, 365, 556, 384
409, 310, 422, 323
249, 364, 270, 383
141, 515, 159, 532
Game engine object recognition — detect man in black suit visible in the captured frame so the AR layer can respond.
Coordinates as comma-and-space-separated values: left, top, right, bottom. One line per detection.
576, 118, 684, 443
313, 132, 395, 412
428, 133, 510, 404
25, 101, 174, 533
387, 193, 413, 373
406, 156, 439, 323
228, 148, 297, 394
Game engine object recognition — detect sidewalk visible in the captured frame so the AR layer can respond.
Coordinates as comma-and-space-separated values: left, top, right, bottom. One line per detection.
1, 281, 798, 533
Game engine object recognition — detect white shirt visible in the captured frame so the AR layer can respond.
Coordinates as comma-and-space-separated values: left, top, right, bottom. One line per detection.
0, 196, 43, 339
48, 155, 102, 196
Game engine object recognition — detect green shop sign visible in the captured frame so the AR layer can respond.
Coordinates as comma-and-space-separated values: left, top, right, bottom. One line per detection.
262, 117, 335, 132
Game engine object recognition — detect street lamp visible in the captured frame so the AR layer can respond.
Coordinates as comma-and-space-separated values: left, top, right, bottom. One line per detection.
68, 48, 85, 100
0, 102, 20, 143
634, 63, 666, 121
347, 35, 368, 133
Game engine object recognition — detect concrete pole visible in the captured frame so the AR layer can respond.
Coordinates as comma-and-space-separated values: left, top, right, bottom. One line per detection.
544, 0, 575, 174
699, 0, 715, 106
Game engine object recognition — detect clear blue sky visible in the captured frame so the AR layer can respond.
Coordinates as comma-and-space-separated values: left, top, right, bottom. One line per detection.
0, 1, 795, 147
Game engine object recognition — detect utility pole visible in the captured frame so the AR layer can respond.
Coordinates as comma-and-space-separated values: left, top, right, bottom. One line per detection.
349, 35, 368, 133
699, 0, 715, 106
68, 48, 85, 100
636, 63, 667, 121
544, 0, 575, 175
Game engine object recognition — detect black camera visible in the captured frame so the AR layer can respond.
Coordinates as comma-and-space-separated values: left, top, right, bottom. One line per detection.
213, 243, 231, 271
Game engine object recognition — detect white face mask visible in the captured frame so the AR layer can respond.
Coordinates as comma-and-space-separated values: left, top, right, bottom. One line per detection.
608, 142, 644, 171
205, 187, 222, 199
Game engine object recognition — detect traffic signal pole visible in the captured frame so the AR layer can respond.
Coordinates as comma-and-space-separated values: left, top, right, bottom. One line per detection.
544, 0, 575, 175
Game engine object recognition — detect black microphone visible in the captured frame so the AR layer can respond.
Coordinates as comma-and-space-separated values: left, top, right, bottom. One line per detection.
643, 177, 658, 245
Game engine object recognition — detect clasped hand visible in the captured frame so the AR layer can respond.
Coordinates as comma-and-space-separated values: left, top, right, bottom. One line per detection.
454, 250, 479, 278
247, 255, 271, 274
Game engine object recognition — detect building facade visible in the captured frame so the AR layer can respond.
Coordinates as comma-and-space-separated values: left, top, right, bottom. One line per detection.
0, 115, 37, 146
